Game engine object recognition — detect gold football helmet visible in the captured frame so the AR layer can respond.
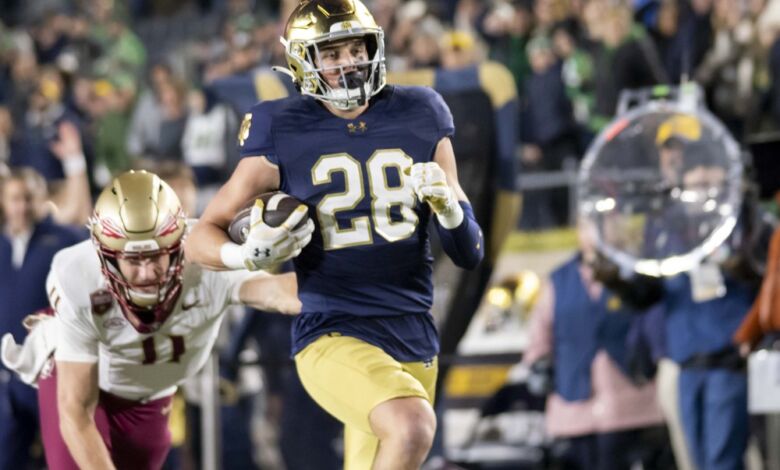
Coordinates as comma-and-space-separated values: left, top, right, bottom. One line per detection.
90, 170, 186, 333
280, 0, 386, 110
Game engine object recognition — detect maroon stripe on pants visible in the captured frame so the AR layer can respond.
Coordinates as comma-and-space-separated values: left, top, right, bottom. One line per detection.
38, 366, 173, 470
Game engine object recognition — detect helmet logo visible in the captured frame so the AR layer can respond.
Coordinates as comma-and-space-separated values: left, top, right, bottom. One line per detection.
100, 217, 127, 239
156, 213, 180, 238
331, 21, 356, 33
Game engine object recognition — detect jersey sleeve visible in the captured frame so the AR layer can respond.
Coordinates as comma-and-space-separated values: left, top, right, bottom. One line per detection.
205, 269, 256, 312
47, 270, 100, 363
238, 102, 278, 165
423, 88, 455, 140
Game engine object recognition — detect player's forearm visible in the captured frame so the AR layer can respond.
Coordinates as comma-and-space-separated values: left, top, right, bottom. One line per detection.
46, 146, 92, 225
50, 172, 92, 225
185, 220, 234, 270
436, 201, 484, 270
240, 272, 301, 314
60, 410, 116, 470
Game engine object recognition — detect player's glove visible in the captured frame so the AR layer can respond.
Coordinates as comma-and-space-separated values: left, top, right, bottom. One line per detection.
240, 199, 314, 271
408, 162, 463, 229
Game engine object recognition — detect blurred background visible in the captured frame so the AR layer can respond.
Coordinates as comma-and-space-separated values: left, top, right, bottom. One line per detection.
3, 0, 780, 468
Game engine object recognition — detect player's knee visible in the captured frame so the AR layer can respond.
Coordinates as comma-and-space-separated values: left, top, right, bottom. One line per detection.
371, 397, 436, 453
401, 415, 436, 456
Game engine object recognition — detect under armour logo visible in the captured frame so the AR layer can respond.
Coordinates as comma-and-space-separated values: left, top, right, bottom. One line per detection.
254, 248, 271, 258
347, 121, 367, 134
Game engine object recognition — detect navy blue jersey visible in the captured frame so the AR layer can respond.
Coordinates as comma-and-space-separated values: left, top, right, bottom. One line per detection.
239, 85, 453, 361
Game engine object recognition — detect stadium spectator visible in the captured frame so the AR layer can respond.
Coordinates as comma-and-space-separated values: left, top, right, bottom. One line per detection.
694, 0, 760, 141
127, 62, 176, 159
519, 34, 577, 228
0, 166, 85, 470
523, 221, 671, 469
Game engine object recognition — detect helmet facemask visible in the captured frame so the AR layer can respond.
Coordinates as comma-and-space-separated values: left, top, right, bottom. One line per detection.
283, 30, 386, 110
94, 240, 185, 333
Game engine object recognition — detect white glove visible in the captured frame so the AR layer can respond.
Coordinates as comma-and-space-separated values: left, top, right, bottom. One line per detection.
408, 162, 463, 229
239, 199, 314, 271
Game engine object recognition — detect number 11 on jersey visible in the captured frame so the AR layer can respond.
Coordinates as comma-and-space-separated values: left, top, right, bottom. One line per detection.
141, 335, 186, 364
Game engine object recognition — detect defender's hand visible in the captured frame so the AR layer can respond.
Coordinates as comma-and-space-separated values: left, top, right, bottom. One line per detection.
241, 200, 314, 271
408, 162, 463, 228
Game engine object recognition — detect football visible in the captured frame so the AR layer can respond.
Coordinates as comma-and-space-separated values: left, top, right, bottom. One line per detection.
227, 191, 309, 244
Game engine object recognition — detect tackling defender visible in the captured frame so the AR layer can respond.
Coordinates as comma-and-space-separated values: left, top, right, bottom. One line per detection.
186, 0, 484, 468
6, 170, 300, 469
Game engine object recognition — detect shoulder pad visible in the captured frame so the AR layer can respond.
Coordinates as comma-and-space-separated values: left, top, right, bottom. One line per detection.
50, 241, 101, 311
238, 100, 285, 161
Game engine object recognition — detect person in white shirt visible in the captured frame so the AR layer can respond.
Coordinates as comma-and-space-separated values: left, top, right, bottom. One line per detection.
28, 170, 299, 470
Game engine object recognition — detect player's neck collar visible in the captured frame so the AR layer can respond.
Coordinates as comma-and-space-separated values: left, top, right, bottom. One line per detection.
323, 101, 370, 120
312, 85, 393, 119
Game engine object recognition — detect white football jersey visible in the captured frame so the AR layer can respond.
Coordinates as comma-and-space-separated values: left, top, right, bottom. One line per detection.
48, 240, 253, 401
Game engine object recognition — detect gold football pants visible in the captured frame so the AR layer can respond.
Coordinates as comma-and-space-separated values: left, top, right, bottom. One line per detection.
295, 333, 438, 469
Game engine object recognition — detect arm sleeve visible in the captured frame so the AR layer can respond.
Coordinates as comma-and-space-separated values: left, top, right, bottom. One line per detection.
733, 302, 761, 346
733, 226, 780, 346
435, 201, 484, 270
48, 272, 99, 363
238, 102, 278, 165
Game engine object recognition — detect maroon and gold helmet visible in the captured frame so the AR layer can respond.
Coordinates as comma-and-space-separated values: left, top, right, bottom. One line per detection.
89, 170, 186, 333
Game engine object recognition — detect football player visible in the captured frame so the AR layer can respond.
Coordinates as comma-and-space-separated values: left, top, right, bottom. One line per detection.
22, 170, 299, 470
185, 0, 485, 468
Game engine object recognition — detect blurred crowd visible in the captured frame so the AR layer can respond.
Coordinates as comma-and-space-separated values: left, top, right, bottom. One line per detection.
4, 0, 780, 229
